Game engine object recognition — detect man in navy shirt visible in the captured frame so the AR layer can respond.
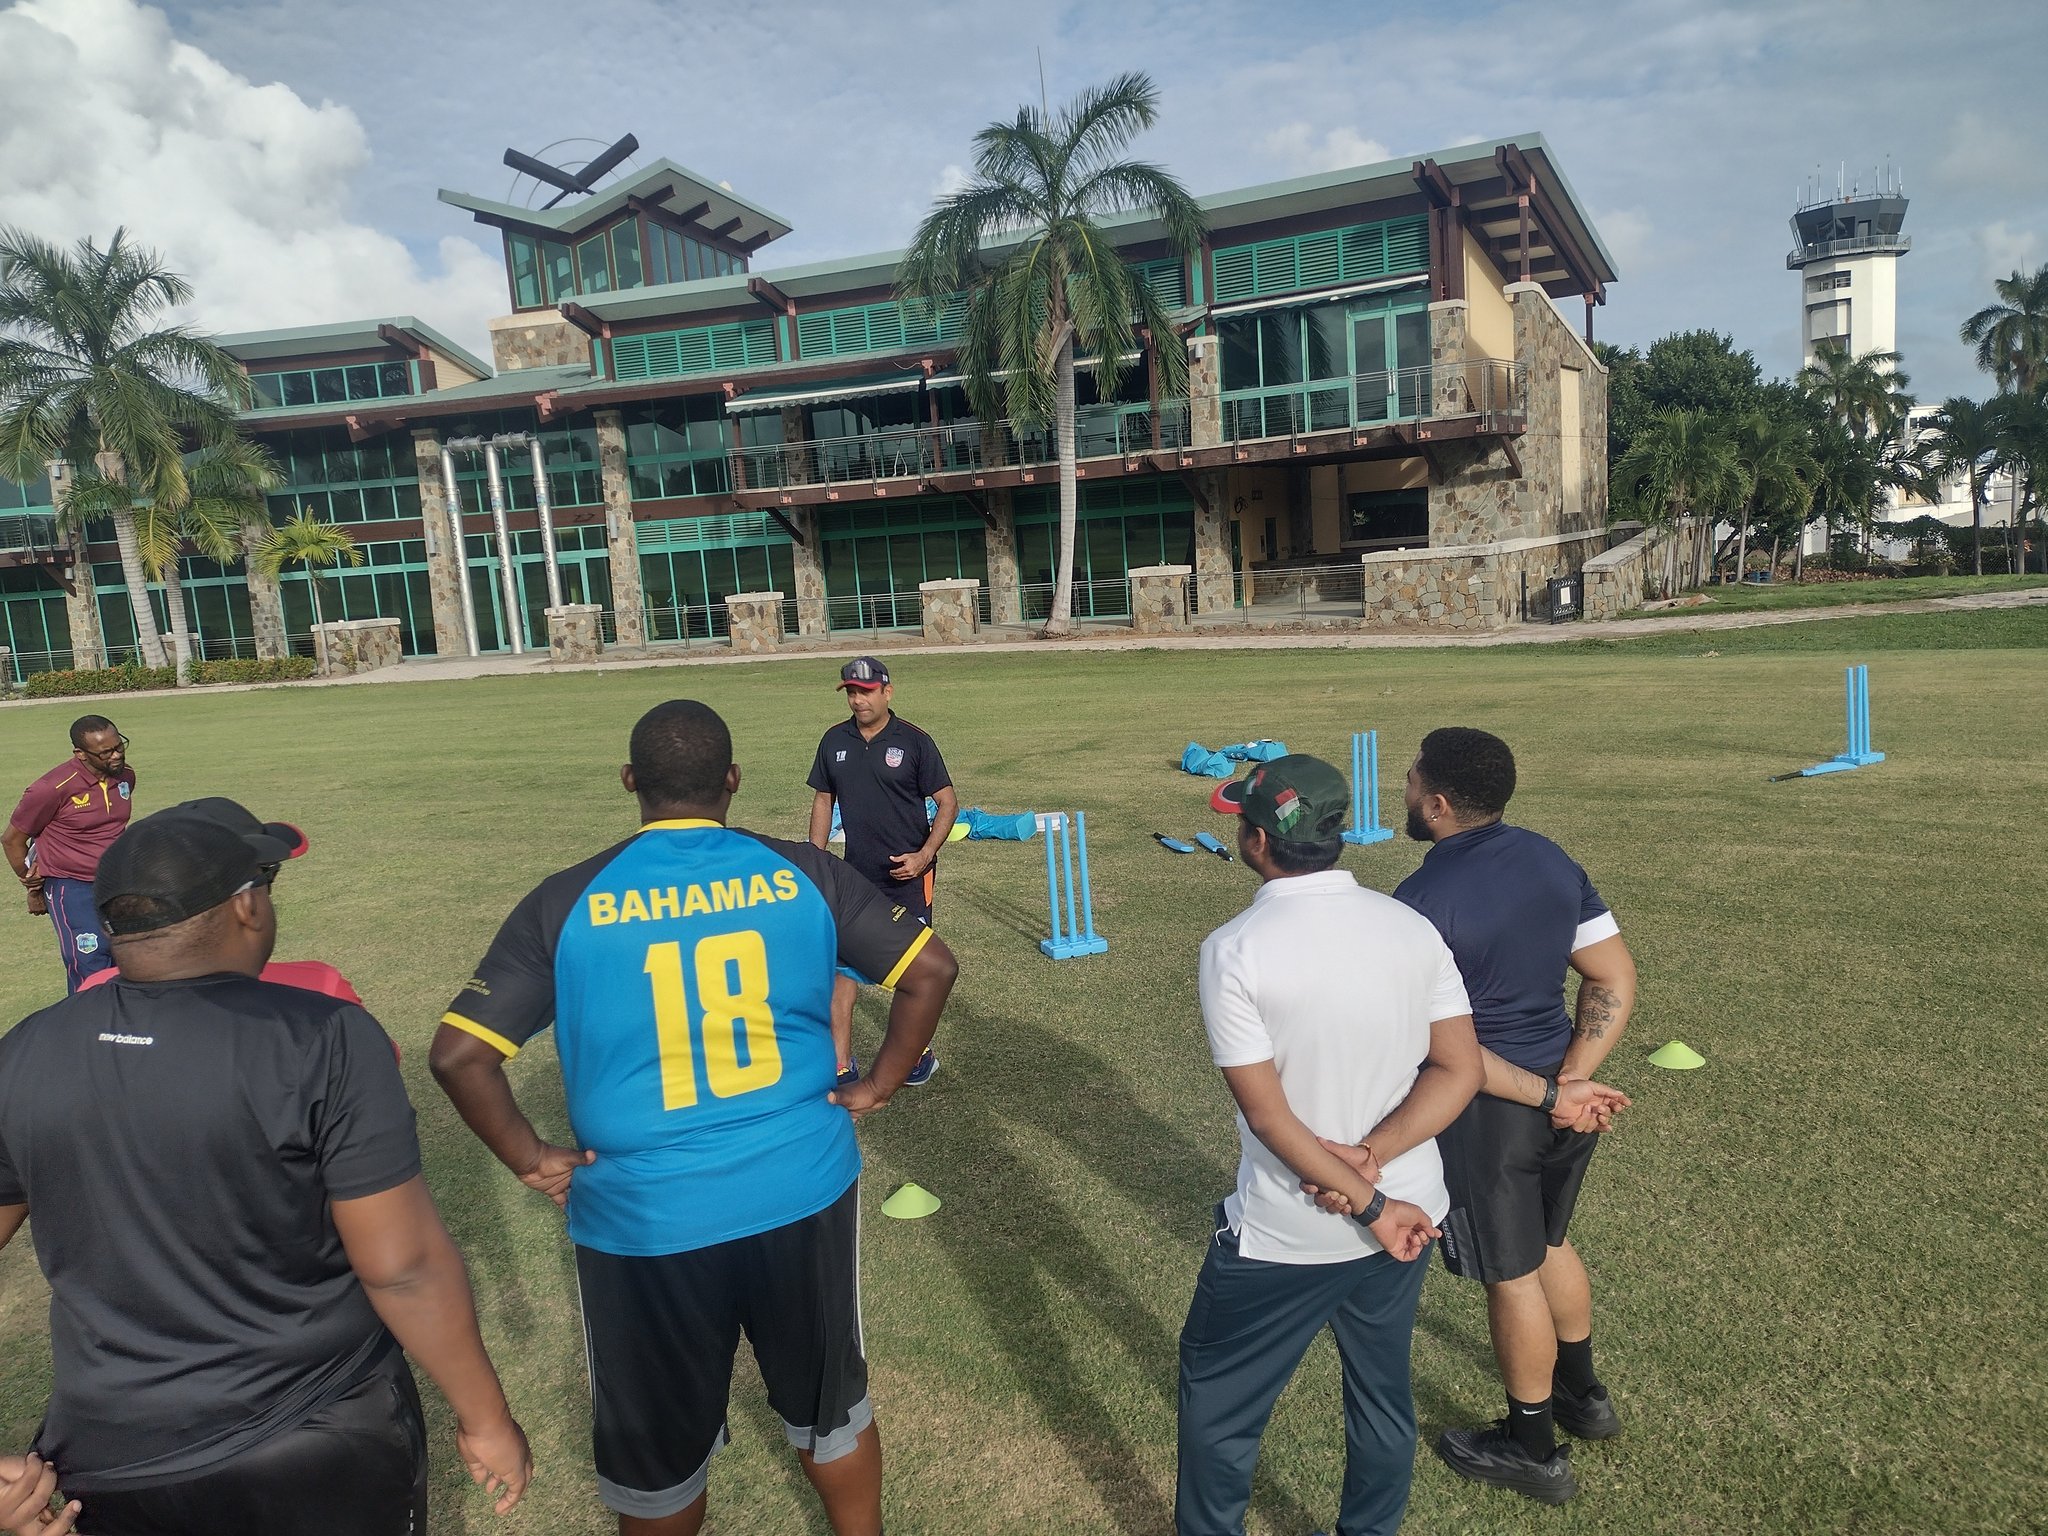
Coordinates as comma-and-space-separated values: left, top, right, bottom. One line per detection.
1384, 728, 1637, 1505
808, 657, 956, 1088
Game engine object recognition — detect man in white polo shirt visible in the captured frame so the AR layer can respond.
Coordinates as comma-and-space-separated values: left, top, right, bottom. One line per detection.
1176, 755, 1483, 1536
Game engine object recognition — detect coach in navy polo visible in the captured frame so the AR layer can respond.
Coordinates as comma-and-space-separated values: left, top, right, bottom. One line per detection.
1382, 727, 1638, 1507
808, 657, 956, 1088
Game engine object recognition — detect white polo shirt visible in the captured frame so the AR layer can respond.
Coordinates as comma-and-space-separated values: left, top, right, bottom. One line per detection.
1199, 869, 1470, 1264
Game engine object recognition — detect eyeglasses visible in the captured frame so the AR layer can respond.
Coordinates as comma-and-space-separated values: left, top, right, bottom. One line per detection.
232, 864, 282, 898
81, 735, 131, 759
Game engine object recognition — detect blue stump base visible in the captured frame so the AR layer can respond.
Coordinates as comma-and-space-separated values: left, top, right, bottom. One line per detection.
1041, 935, 1110, 960
1800, 750, 1884, 777
1341, 827, 1396, 846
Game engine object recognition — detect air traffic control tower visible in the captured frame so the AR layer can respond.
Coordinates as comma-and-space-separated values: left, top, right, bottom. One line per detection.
1789, 168, 1909, 366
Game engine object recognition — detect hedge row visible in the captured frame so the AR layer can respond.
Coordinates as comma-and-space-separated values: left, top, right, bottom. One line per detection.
18, 655, 319, 698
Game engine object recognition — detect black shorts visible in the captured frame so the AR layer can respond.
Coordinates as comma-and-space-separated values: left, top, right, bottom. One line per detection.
877, 866, 935, 926
576, 1180, 869, 1520
1436, 1091, 1601, 1285
71, 1348, 426, 1536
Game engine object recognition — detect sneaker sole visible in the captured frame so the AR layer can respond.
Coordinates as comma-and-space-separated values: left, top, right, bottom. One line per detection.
903, 1059, 938, 1087
1434, 1441, 1576, 1505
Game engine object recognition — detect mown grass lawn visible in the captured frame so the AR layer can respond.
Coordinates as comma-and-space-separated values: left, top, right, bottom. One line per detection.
2, 607, 2043, 1535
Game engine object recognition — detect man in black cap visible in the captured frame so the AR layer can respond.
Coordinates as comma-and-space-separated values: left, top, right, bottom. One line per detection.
0, 799, 532, 1535
807, 656, 956, 1088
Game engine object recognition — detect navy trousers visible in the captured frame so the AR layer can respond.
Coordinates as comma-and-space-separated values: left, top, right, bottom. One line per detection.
1176, 1214, 1433, 1536
44, 875, 113, 993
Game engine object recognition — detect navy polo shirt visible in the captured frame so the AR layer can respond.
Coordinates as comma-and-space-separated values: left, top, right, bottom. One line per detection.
1393, 820, 1613, 1072
807, 713, 951, 889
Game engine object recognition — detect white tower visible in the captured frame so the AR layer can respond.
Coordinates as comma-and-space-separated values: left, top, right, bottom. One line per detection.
1789, 166, 1909, 365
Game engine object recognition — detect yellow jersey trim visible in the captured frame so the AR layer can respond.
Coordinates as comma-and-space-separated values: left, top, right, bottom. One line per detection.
441, 1011, 520, 1059
639, 818, 723, 831
880, 924, 934, 990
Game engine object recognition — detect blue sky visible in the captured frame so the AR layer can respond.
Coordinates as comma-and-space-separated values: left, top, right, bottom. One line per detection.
5, 0, 2045, 399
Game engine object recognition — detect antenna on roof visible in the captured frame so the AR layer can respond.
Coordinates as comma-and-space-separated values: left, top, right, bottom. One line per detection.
502, 133, 641, 210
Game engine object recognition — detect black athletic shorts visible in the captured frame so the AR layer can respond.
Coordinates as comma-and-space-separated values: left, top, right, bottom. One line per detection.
577, 1180, 869, 1521
72, 1347, 426, 1536
1436, 1090, 1601, 1285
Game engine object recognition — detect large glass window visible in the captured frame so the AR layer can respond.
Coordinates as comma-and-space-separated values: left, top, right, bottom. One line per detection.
1012, 479, 1194, 618
248, 362, 411, 411
1219, 292, 1428, 437
509, 233, 543, 307
575, 232, 612, 295
818, 499, 988, 631
624, 396, 731, 500
612, 223, 644, 290
636, 515, 796, 640
264, 427, 423, 526
542, 242, 575, 304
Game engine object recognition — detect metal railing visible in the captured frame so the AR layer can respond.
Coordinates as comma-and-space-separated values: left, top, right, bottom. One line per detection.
1788, 233, 1911, 266
1220, 360, 1526, 446
1016, 577, 1135, 623
643, 604, 732, 645
1190, 564, 1375, 623
0, 513, 61, 556
728, 400, 1195, 494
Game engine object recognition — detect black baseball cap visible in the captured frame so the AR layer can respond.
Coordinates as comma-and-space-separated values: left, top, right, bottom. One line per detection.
95, 798, 308, 935
838, 656, 890, 691
1211, 754, 1350, 842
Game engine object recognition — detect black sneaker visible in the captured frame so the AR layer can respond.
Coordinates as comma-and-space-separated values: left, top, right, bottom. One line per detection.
1435, 1422, 1576, 1504
1552, 1380, 1622, 1440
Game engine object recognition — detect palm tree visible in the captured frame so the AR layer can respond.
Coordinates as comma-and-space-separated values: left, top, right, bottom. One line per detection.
1798, 341, 1913, 443
249, 510, 363, 646
900, 72, 1204, 634
1609, 410, 1751, 595
1917, 398, 2001, 576
1960, 264, 2048, 396
1729, 411, 1816, 584
0, 228, 249, 668
1987, 385, 2047, 574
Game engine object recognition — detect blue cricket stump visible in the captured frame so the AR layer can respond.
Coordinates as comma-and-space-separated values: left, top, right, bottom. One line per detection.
1797, 663, 1885, 776
1342, 730, 1396, 845
1040, 811, 1108, 959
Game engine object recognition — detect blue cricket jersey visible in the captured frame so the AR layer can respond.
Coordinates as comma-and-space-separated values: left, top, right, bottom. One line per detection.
443, 820, 931, 1256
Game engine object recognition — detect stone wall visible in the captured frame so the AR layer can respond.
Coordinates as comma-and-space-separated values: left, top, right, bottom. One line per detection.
488, 313, 590, 373
1582, 522, 1668, 619
724, 591, 784, 654
1128, 565, 1192, 632
546, 604, 604, 662
594, 411, 647, 648
313, 617, 403, 675
1359, 529, 1613, 630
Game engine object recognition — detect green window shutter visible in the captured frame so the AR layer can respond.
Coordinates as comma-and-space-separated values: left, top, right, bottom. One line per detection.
1211, 246, 1256, 302
1383, 216, 1430, 275
611, 336, 652, 381
1296, 232, 1342, 289
741, 319, 777, 365
1341, 225, 1385, 279
674, 330, 714, 374
1129, 259, 1187, 309
796, 312, 834, 356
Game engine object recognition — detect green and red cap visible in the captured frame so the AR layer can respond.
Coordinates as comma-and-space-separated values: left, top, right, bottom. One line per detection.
1211, 754, 1350, 842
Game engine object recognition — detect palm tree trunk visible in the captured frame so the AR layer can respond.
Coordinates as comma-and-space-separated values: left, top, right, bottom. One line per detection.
110, 510, 169, 668
162, 560, 193, 685
1972, 472, 1984, 576
1735, 509, 1750, 587
1044, 337, 1079, 636
1793, 530, 1804, 583
1769, 535, 1780, 581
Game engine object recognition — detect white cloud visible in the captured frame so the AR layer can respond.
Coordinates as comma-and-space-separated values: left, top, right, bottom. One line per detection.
932, 163, 972, 198
0, 0, 503, 357
1262, 123, 1393, 176
1975, 221, 2040, 284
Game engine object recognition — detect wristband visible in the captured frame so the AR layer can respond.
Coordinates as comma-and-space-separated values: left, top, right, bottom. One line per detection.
1352, 1188, 1387, 1227
1538, 1077, 1560, 1114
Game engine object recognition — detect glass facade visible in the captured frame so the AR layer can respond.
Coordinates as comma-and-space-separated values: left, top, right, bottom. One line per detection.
625, 396, 732, 500
248, 361, 413, 411
1218, 288, 1430, 437
265, 427, 424, 526
636, 514, 795, 641
506, 219, 747, 310
818, 499, 989, 629
0, 566, 70, 679
1014, 480, 1195, 619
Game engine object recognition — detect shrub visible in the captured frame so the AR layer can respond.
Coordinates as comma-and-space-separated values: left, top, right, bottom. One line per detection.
22, 664, 177, 698
189, 656, 318, 685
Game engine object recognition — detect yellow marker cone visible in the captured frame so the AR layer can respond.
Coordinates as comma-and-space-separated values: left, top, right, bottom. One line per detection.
945, 821, 969, 843
881, 1183, 941, 1219
1647, 1041, 1706, 1070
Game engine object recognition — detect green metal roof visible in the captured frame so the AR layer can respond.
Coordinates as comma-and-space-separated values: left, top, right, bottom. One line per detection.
215, 317, 496, 382
438, 158, 793, 248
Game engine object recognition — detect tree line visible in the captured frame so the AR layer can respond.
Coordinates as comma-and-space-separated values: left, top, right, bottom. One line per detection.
1603, 265, 2048, 588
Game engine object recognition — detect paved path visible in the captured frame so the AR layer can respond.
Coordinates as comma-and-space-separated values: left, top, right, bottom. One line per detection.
6, 586, 2043, 707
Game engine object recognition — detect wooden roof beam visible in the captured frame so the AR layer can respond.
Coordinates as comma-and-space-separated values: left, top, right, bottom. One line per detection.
558, 302, 609, 340
709, 216, 744, 240
1497, 143, 1605, 303
1412, 158, 1459, 210
747, 275, 795, 313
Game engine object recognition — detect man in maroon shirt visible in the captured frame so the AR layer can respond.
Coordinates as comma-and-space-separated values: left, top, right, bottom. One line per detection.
4, 715, 136, 993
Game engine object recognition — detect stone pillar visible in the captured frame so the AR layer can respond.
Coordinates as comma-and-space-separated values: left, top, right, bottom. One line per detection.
313, 617, 403, 675
1188, 334, 1222, 449
1429, 300, 1472, 416
788, 510, 828, 636
48, 464, 105, 670
412, 429, 469, 657
724, 591, 784, 654
546, 603, 604, 662
594, 410, 646, 648
918, 578, 979, 642
1128, 564, 1192, 633
1191, 471, 1234, 614
778, 404, 813, 489
982, 489, 1021, 624
0, 647, 10, 689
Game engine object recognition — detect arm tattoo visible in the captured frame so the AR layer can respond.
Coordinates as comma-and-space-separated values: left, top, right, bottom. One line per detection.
1574, 981, 1622, 1042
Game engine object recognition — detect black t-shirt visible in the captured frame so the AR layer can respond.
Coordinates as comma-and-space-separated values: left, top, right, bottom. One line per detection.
807, 713, 952, 888
0, 974, 422, 1490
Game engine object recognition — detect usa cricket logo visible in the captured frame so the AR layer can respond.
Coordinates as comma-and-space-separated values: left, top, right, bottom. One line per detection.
885, 747, 904, 768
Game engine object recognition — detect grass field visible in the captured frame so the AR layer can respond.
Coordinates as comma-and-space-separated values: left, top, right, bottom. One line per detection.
2, 607, 2043, 1535
1633, 571, 2048, 615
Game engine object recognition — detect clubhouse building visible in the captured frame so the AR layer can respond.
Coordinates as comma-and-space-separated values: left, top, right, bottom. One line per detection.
0, 133, 1619, 678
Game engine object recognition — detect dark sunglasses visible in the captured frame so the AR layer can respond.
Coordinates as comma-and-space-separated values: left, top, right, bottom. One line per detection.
82, 735, 131, 757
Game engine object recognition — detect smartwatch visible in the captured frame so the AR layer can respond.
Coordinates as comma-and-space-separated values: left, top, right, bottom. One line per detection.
1538, 1077, 1560, 1114
1352, 1189, 1387, 1227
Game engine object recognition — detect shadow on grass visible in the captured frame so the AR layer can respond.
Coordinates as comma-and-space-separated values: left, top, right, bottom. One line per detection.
860, 999, 1323, 1536
945, 879, 1051, 944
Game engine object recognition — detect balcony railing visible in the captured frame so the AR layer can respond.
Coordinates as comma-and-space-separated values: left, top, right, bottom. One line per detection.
1787, 233, 1912, 267
725, 359, 1523, 497
0, 512, 60, 556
